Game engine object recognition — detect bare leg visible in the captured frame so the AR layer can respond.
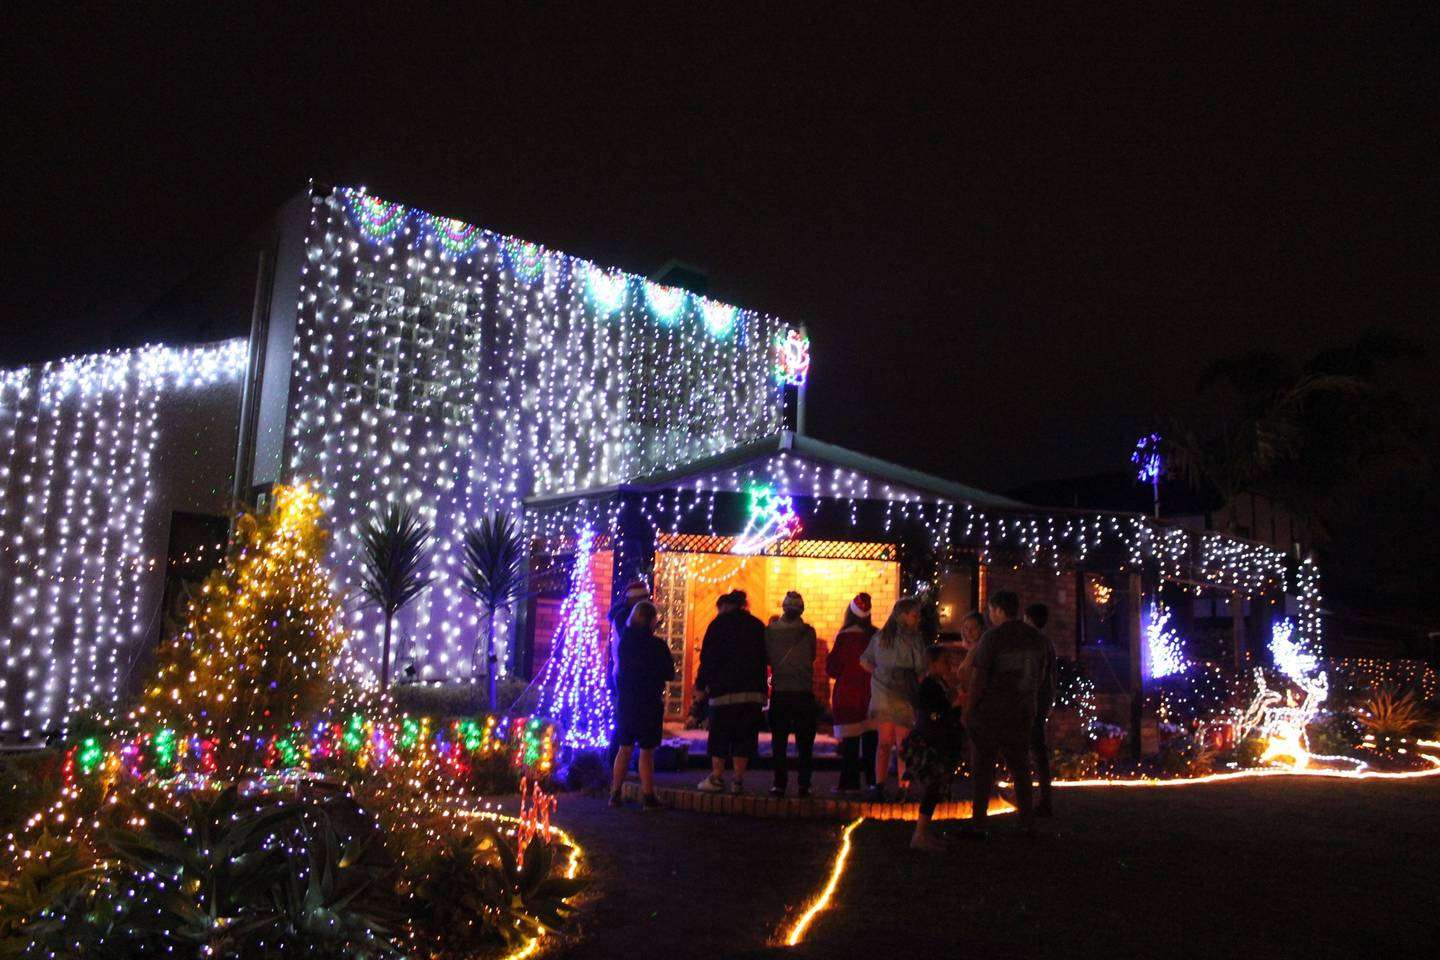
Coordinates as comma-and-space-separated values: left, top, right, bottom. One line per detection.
611, 744, 633, 795
733, 756, 749, 786
711, 755, 727, 779
638, 748, 656, 796
874, 722, 895, 788
894, 724, 911, 786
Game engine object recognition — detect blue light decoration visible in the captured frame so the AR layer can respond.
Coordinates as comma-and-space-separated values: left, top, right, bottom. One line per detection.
732, 484, 803, 555
773, 329, 811, 386
507, 238, 546, 284
424, 214, 483, 258
347, 191, 410, 243
530, 526, 615, 749
1132, 433, 1165, 517
700, 297, 738, 338
586, 265, 627, 316
1142, 599, 1188, 680
644, 281, 687, 325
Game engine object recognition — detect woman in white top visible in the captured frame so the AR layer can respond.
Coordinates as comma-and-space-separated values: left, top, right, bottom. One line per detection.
859, 596, 925, 800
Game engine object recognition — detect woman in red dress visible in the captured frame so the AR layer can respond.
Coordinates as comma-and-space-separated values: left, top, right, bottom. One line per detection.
825, 594, 879, 794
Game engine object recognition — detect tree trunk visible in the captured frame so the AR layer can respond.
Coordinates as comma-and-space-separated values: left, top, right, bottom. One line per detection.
381, 614, 393, 691
486, 614, 498, 712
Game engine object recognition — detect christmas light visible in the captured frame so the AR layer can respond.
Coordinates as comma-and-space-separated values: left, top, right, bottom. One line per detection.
644, 280, 686, 324
529, 526, 614, 749
1143, 599, 1188, 680
773, 329, 811, 386
732, 483, 803, 554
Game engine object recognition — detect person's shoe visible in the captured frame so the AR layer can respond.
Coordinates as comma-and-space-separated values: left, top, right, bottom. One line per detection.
697, 775, 726, 793
770, 786, 786, 798
864, 784, 887, 803
608, 791, 624, 807
641, 793, 664, 811
730, 780, 745, 795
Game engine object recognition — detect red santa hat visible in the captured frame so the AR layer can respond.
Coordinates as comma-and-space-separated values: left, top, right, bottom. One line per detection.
625, 579, 650, 600
849, 593, 872, 619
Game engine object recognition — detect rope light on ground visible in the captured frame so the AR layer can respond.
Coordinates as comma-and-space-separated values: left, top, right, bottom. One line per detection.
783, 817, 865, 947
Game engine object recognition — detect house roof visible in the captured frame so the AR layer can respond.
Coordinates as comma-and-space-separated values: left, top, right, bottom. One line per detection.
525, 431, 1028, 510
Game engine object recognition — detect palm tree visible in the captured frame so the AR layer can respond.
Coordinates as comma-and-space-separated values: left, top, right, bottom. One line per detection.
1169, 328, 1425, 543
461, 511, 528, 711
358, 502, 434, 690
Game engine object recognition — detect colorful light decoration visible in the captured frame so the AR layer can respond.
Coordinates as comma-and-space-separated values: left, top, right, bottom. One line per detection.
508, 238, 546, 283
425, 214, 483, 257
644, 280, 686, 324
773, 329, 811, 386
586, 265, 627, 316
1236, 618, 1330, 769
1143, 599, 1188, 680
732, 484, 803, 555
700, 297, 738, 337
348, 191, 410, 243
530, 527, 615, 749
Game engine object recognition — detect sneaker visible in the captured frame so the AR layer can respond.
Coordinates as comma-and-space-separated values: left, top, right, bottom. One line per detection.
770, 786, 786, 798
955, 823, 990, 841
608, 790, 624, 806
697, 775, 726, 793
641, 793, 664, 811
864, 784, 887, 803
730, 780, 745, 796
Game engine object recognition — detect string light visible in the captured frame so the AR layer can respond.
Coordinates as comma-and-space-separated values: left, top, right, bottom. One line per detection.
732, 484, 803, 555
530, 526, 614, 749
1143, 599, 1188, 680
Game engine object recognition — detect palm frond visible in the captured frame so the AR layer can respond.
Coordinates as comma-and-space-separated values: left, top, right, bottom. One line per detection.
358, 502, 435, 618
461, 511, 528, 615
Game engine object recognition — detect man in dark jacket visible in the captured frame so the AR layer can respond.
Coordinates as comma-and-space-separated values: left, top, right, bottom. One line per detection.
963, 590, 1055, 835
609, 601, 675, 810
695, 590, 768, 795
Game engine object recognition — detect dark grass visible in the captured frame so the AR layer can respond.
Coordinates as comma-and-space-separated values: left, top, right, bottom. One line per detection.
552, 791, 841, 959
552, 777, 1440, 959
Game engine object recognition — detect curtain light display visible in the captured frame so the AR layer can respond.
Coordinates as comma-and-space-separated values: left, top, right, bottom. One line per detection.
529, 526, 614, 749
286, 187, 797, 685
0, 340, 246, 738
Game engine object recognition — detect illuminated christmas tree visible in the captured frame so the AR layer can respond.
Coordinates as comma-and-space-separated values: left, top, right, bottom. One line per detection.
531, 526, 614, 749
139, 483, 346, 771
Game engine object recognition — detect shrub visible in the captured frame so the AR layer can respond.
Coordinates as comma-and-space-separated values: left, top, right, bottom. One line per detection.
1306, 710, 1363, 756
1357, 685, 1431, 742
557, 749, 610, 795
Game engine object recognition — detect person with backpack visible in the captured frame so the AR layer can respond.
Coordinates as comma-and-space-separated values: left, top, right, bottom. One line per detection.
859, 596, 926, 801
765, 591, 818, 798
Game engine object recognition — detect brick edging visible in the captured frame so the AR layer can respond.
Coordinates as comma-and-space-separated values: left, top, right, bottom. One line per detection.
619, 782, 1008, 820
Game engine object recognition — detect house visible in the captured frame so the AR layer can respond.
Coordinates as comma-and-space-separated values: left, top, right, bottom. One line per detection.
0, 183, 1323, 745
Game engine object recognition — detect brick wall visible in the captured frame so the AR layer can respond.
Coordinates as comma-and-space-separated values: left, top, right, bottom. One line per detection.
981, 563, 1078, 658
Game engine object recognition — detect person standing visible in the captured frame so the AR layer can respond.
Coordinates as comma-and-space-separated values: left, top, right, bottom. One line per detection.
962, 590, 1053, 836
765, 591, 818, 798
607, 579, 652, 676
1024, 602, 1057, 817
694, 590, 767, 794
859, 596, 925, 801
609, 601, 674, 810
826, 594, 879, 794
904, 643, 966, 850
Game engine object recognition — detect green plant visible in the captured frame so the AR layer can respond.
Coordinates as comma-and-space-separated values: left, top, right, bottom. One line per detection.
461, 511, 529, 710
1307, 710, 1363, 756
1236, 736, 1268, 768
1357, 685, 1431, 742
359, 502, 435, 691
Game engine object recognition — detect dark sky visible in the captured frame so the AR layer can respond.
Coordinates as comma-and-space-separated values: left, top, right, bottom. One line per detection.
3, 5, 1437, 603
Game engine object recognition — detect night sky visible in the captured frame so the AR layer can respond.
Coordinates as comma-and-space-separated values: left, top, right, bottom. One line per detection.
4, 7, 1437, 615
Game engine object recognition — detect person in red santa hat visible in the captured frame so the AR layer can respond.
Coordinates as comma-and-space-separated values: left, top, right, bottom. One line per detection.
825, 593, 879, 794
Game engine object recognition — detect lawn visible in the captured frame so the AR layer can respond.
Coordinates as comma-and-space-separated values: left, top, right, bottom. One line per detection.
555, 777, 1440, 958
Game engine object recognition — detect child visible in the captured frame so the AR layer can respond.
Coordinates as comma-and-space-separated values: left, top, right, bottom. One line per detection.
902, 643, 966, 850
